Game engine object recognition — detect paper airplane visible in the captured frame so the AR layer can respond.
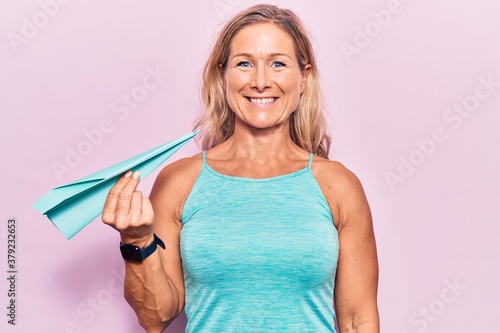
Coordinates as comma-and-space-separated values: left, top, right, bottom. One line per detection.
33, 130, 198, 239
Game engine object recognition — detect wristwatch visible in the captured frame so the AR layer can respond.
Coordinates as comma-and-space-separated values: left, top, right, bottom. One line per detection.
120, 233, 166, 262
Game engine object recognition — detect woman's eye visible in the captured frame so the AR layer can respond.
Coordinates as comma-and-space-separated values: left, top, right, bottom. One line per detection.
236, 61, 251, 68
271, 61, 286, 68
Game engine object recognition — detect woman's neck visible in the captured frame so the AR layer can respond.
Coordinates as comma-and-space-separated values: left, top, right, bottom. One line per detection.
215, 120, 305, 161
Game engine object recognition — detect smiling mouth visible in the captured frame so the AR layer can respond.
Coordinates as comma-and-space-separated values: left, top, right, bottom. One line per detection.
246, 97, 278, 105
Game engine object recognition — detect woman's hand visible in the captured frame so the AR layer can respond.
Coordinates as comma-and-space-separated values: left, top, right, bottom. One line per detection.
102, 170, 155, 247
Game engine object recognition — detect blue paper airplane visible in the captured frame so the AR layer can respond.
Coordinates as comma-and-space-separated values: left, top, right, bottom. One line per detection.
33, 130, 198, 239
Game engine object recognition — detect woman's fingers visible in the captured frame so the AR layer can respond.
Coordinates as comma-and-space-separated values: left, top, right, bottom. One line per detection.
120, 194, 155, 243
114, 171, 141, 227
102, 170, 133, 225
129, 190, 144, 227
141, 196, 154, 225
102, 170, 155, 242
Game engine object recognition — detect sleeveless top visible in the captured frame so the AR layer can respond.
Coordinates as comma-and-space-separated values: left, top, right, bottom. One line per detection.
180, 151, 340, 333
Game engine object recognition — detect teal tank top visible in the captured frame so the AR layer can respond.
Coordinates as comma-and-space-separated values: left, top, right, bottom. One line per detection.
180, 151, 339, 332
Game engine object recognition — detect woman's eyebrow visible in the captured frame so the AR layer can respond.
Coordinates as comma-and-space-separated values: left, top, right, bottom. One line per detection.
268, 52, 292, 59
231, 52, 293, 59
231, 52, 253, 59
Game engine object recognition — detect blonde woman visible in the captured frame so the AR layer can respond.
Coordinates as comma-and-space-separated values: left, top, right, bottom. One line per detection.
102, 4, 379, 333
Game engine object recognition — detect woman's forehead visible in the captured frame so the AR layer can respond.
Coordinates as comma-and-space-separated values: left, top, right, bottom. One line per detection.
229, 23, 295, 57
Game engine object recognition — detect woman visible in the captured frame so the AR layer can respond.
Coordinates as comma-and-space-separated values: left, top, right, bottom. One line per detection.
102, 4, 379, 333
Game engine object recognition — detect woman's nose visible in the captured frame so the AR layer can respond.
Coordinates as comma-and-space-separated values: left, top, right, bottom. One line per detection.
250, 65, 271, 91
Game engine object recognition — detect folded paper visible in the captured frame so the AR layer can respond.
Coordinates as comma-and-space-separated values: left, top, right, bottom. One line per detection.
33, 130, 199, 239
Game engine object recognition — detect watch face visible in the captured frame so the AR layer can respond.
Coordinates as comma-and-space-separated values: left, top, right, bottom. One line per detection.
120, 245, 142, 262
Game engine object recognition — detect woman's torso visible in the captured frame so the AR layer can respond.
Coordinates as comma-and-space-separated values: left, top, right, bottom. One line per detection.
179, 150, 340, 332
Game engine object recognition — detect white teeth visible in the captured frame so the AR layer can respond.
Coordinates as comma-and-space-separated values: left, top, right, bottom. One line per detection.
249, 97, 277, 105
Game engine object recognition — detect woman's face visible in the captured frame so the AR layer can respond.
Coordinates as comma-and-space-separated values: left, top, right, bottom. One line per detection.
223, 23, 310, 131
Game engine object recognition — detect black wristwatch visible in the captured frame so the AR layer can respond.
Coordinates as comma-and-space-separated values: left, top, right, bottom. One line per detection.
120, 233, 166, 262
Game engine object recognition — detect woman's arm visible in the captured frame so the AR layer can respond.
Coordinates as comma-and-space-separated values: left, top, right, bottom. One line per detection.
315, 161, 380, 333
102, 158, 200, 332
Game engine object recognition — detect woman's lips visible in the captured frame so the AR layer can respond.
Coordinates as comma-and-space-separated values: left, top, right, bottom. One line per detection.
246, 97, 278, 106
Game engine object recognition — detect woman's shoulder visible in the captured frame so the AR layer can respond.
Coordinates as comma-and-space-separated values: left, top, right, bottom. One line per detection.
311, 155, 366, 199
311, 155, 370, 229
312, 155, 359, 181
153, 152, 204, 192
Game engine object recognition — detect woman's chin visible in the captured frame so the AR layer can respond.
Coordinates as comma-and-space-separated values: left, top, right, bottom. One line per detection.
239, 118, 287, 131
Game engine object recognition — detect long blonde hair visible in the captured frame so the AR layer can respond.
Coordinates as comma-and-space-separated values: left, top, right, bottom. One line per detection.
194, 4, 331, 158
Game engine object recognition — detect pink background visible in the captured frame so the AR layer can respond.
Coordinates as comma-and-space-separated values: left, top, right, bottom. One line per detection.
2, 0, 499, 332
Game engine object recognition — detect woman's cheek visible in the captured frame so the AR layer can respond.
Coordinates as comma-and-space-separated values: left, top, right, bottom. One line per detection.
225, 70, 247, 88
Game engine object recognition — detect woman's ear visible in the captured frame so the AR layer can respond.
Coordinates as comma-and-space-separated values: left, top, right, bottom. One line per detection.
300, 64, 312, 93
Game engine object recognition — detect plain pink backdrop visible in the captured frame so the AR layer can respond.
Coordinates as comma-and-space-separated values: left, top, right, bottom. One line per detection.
1, 0, 499, 332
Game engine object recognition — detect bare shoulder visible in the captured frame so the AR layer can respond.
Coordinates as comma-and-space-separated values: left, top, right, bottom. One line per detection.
312, 156, 365, 196
311, 156, 369, 230
149, 153, 204, 210
154, 153, 204, 187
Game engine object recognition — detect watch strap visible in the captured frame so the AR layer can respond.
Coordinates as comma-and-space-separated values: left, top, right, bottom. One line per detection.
139, 233, 166, 260
120, 233, 165, 262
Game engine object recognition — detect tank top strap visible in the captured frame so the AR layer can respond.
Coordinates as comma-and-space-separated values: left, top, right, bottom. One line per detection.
308, 152, 314, 169
202, 151, 207, 165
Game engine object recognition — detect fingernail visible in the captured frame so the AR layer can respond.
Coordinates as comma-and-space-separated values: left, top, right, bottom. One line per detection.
124, 170, 132, 178
132, 171, 140, 179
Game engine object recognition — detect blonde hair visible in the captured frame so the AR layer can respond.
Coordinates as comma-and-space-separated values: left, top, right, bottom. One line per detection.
194, 4, 331, 158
